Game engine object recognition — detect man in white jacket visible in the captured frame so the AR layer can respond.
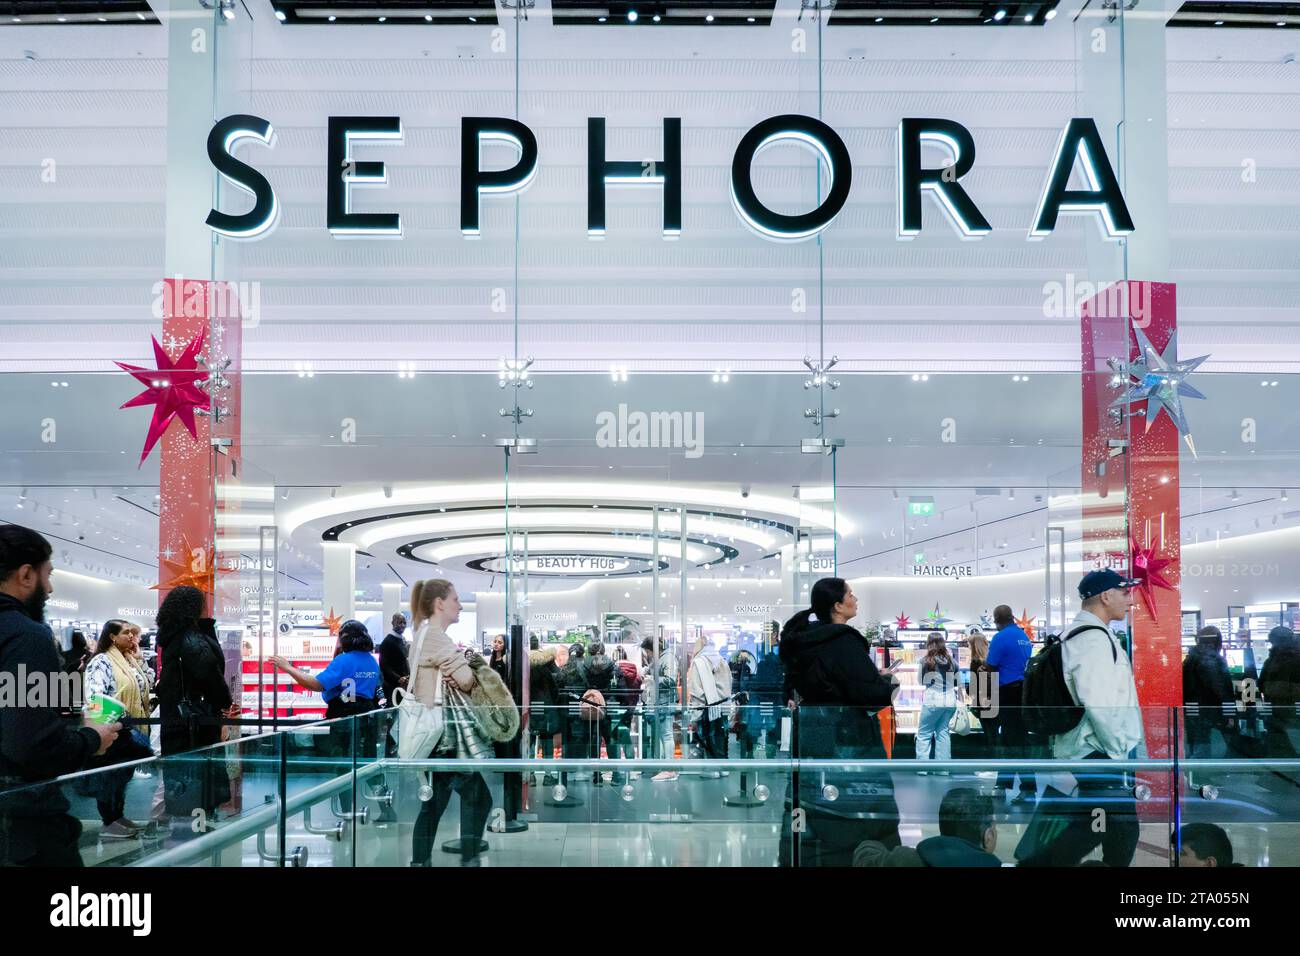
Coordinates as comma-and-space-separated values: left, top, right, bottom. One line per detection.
1035, 568, 1145, 866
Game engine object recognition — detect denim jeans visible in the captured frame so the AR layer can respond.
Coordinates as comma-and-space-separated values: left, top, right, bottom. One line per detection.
915, 704, 956, 761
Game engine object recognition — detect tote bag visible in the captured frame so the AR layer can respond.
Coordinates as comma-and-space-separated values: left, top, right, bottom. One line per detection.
391, 624, 445, 760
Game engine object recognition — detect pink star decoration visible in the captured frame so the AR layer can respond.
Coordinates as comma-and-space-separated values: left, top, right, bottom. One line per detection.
1129, 536, 1176, 622
116, 332, 210, 465
894, 612, 911, 630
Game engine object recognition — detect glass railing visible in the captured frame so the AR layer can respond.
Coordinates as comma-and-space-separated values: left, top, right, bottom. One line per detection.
3, 706, 1298, 867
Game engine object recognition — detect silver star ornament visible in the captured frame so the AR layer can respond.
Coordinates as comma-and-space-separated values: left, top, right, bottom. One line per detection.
1110, 327, 1209, 457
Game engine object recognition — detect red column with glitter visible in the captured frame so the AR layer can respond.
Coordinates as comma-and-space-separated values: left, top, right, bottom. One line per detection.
1081, 280, 1183, 818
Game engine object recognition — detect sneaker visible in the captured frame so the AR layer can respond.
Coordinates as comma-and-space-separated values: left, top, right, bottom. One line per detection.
100, 821, 138, 840
651, 771, 678, 783
116, 818, 147, 831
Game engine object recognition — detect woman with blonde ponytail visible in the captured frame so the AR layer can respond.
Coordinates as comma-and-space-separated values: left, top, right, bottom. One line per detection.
406, 579, 490, 866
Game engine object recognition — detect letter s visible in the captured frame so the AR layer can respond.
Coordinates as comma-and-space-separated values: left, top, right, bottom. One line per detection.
206, 114, 279, 240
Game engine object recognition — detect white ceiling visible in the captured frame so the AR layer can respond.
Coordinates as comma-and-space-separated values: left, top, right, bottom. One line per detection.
1, 0, 1298, 372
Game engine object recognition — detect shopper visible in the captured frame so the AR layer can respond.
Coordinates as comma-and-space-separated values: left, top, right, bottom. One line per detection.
269, 620, 381, 715
687, 635, 731, 772
1024, 569, 1144, 867
986, 604, 1036, 804
779, 577, 902, 866
915, 788, 1001, 867
0, 525, 118, 866
528, 642, 561, 785
83, 619, 155, 839
641, 636, 680, 782
489, 635, 508, 686
1182, 626, 1236, 790
1258, 625, 1300, 782
378, 612, 409, 706
63, 629, 92, 675
407, 579, 491, 867
750, 643, 786, 758
1174, 823, 1237, 868
609, 646, 641, 785
581, 640, 615, 784
915, 632, 961, 765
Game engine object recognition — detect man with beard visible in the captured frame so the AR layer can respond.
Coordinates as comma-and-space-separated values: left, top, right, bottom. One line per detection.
0, 525, 119, 866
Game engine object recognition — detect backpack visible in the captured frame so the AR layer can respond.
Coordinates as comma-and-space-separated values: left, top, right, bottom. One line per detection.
614, 660, 642, 707
1022, 624, 1114, 737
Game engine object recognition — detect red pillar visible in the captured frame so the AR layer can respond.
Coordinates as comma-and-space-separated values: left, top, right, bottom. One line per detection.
1081, 281, 1182, 807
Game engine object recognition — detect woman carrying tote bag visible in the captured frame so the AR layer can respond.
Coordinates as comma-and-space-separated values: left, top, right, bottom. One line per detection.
405, 579, 493, 867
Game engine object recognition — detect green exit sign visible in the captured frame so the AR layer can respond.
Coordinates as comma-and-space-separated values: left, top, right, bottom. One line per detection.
908, 497, 935, 516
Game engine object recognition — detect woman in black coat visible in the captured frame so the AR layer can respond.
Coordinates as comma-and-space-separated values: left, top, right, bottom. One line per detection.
153, 586, 233, 821
778, 577, 902, 867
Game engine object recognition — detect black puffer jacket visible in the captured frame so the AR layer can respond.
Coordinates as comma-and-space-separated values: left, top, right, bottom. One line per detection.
1260, 644, 1300, 709
1182, 646, 1234, 716
155, 618, 232, 755
582, 654, 616, 696
779, 617, 896, 758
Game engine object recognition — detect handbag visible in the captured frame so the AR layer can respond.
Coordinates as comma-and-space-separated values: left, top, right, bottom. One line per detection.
392, 624, 445, 760
949, 701, 981, 736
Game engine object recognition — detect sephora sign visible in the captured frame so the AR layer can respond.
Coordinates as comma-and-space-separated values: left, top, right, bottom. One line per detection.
205, 114, 1134, 243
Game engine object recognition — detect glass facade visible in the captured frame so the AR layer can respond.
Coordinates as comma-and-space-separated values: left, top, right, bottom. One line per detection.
2, 0, 1300, 876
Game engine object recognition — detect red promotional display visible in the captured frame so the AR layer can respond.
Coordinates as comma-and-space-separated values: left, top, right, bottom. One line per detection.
1080, 281, 1183, 814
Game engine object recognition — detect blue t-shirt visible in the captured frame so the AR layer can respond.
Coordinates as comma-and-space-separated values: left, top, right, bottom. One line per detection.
316, 650, 381, 704
987, 624, 1033, 685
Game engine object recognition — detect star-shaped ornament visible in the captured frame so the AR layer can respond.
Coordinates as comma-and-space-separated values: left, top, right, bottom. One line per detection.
152, 533, 232, 595
323, 608, 344, 636
1015, 610, 1037, 640
116, 332, 211, 465
894, 612, 912, 630
922, 603, 952, 629
1129, 536, 1176, 622
1109, 327, 1209, 457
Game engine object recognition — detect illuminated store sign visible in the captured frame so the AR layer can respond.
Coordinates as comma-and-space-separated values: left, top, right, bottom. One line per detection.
481, 554, 651, 575
911, 563, 975, 579
206, 114, 1132, 244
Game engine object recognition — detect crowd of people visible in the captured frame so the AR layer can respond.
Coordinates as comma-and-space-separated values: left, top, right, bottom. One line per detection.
3, 519, 1295, 868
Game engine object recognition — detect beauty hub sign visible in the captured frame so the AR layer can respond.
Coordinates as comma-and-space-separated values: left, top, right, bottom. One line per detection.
205, 114, 1133, 243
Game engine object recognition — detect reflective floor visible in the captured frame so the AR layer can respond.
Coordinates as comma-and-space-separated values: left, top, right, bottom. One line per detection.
67, 762, 1300, 867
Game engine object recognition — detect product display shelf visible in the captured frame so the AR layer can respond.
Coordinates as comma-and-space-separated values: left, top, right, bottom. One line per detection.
239, 629, 339, 720
878, 627, 973, 735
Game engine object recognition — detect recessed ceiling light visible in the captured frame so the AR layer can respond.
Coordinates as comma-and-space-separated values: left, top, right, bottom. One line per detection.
469, 16, 477, 22
930, 17, 939, 22
1024, 13, 1033, 21
875, 16, 883, 22
748, 16, 756, 22
628, 10, 638, 22
653, 14, 661, 21
57, 17, 67, 22
275, 9, 286, 20
425, 14, 432, 20
1278, 21, 1288, 27
994, 9, 1007, 21
598, 16, 606, 22
706, 14, 714, 22
1045, 8, 1057, 20
328, 15, 336, 21
378, 16, 386, 22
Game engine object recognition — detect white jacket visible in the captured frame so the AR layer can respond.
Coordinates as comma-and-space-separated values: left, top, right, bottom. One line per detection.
1052, 610, 1145, 760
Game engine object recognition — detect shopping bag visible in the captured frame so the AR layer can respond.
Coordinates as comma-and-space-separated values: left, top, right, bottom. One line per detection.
949, 702, 981, 737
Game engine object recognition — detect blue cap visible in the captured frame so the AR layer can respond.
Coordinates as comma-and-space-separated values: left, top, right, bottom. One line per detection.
1078, 568, 1140, 600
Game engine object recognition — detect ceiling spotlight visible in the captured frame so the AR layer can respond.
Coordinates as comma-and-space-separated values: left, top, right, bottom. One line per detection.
747, 16, 756, 22
1214, 19, 1224, 25
874, 16, 883, 22
1024, 13, 1033, 22
1283, 490, 1290, 502
1229, 489, 1240, 501
378, 15, 386, 22
930, 17, 939, 23
425, 13, 432, 20
1045, 8, 1057, 19
598, 16, 606, 22
628, 10, 638, 22
993, 9, 1007, 21
653, 14, 661, 21
275, 10, 286, 20
328, 14, 336, 21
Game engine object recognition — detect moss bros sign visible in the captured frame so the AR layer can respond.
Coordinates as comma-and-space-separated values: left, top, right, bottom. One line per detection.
205, 114, 1133, 243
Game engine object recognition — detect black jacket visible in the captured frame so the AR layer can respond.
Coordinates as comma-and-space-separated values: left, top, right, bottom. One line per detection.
378, 631, 410, 703
1182, 647, 1235, 715
155, 618, 231, 754
582, 655, 615, 695
557, 658, 587, 701
1260, 644, 1300, 709
0, 593, 100, 815
779, 617, 896, 758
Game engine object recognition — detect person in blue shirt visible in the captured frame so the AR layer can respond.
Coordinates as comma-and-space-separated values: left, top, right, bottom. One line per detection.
270, 620, 381, 811
985, 605, 1036, 806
